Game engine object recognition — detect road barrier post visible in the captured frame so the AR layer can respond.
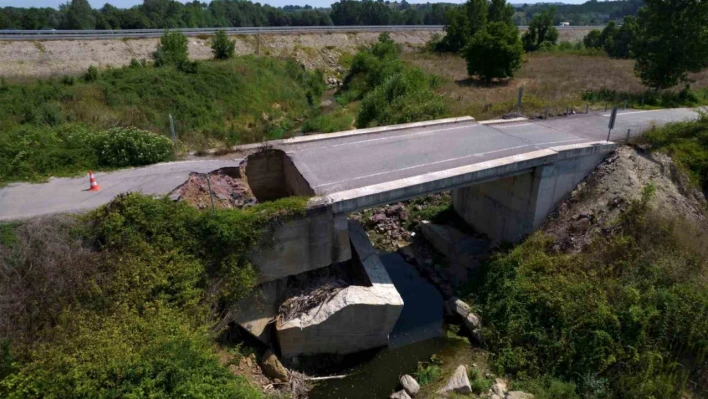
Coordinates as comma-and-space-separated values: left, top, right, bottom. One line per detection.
206, 173, 216, 213
607, 106, 618, 142
169, 114, 177, 144
626, 128, 631, 142
586, 104, 589, 114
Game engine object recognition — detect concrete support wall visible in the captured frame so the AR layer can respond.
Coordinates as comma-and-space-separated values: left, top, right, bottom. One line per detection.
251, 206, 351, 283
453, 145, 612, 242
245, 149, 314, 202
276, 221, 404, 358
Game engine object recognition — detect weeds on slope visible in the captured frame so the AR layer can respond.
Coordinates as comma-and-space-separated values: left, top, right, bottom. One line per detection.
0, 193, 309, 398
468, 186, 708, 398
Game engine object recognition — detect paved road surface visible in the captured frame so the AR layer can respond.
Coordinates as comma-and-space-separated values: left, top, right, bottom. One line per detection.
0, 108, 700, 221
289, 108, 700, 195
0, 160, 238, 221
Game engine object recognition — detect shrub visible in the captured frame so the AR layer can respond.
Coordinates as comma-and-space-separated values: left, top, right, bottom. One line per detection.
0, 307, 263, 399
463, 21, 523, 82
153, 30, 189, 68
91, 126, 174, 167
211, 30, 236, 60
83, 65, 98, 82
471, 185, 708, 397
343, 33, 446, 128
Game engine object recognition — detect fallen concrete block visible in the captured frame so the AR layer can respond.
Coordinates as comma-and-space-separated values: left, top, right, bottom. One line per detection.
228, 280, 281, 344
276, 221, 403, 357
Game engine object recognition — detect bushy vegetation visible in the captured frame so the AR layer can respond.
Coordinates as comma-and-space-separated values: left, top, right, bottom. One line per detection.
341, 33, 446, 128
0, 55, 324, 152
211, 30, 236, 60
638, 113, 708, 192
583, 19, 637, 59
521, 7, 559, 52
0, 193, 309, 398
0, 124, 173, 184
153, 30, 190, 70
414, 355, 443, 386
464, 21, 522, 82
581, 86, 708, 111
470, 185, 708, 398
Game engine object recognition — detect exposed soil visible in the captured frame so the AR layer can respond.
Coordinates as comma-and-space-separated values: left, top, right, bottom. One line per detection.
0, 30, 438, 79
544, 146, 707, 251
171, 167, 256, 210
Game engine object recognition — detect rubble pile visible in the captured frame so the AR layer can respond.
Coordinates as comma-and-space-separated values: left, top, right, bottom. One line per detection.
171, 169, 256, 210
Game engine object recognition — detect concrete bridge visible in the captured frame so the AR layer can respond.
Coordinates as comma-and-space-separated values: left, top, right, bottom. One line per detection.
234, 108, 702, 357
0, 107, 700, 358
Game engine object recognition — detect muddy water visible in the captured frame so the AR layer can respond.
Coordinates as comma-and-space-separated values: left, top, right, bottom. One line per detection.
310, 253, 456, 399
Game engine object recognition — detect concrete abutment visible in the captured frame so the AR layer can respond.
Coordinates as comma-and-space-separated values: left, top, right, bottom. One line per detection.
453, 143, 614, 242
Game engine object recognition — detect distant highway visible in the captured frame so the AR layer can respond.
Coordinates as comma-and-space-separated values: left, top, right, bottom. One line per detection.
0, 25, 599, 41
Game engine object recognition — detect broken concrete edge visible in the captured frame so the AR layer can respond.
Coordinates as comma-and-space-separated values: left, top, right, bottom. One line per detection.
278, 221, 403, 330
314, 141, 617, 214
282, 116, 476, 145
478, 117, 529, 125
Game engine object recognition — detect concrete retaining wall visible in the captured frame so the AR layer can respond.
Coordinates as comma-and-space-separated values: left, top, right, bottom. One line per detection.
245, 149, 314, 202
453, 143, 614, 242
277, 221, 404, 357
251, 205, 351, 283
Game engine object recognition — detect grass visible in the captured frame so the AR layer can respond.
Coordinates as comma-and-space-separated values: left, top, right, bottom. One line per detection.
0, 56, 324, 151
466, 185, 708, 398
403, 51, 708, 120
636, 113, 708, 191
0, 193, 309, 398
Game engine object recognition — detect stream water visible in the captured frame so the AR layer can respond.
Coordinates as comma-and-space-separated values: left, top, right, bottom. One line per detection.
309, 253, 461, 399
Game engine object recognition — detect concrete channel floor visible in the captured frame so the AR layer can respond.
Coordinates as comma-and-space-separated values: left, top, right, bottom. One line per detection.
288, 108, 701, 195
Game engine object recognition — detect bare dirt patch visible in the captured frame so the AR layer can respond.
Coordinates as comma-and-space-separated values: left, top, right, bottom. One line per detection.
544, 145, 707, 252
0, 30, 439, 79
171, 168, 256, 210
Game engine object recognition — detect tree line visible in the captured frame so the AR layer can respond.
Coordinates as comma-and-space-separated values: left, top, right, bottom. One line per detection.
436, 0, 707, 91
0, 0, 452, 30
0, 0, 644, 31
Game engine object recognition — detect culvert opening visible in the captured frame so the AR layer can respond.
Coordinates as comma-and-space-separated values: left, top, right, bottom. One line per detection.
244, 149, 315, 202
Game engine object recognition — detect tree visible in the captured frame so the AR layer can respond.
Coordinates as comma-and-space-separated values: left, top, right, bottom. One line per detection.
583, 29, 602, 48
488, 0, 514, 25
633, 0, 708, 89
438, 0, 487, 52
464, 21, 522, 82
608, 16, 637, 58
63, 0, 95, 30
521, 7, 559, 52
153, 30, 189, 67
211, 30, 235, 60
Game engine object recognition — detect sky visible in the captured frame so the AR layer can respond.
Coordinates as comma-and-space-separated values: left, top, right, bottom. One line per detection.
0, 0, 586, 9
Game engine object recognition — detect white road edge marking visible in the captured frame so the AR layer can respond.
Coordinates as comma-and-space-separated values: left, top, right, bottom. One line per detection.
290, 124, 481, 153
601, 110, 656, 117
311, 138, 586, 189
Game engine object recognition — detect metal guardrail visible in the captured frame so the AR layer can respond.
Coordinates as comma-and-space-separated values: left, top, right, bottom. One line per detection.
0, 25, 600, 41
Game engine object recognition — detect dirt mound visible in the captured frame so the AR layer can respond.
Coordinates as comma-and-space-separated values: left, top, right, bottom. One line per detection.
171, 168, 256, 210
544, 146, 707, 251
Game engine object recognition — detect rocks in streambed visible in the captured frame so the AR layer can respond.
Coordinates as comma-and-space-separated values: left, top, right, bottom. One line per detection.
492, 378, 508, 396
260, 349, 289, 382
400, 374, 420, 396
437, 365, 472, 395
390, 390, 412, 399
446, 297, 482, 342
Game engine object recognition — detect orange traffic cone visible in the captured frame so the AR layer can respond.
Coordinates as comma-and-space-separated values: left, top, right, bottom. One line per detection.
88, 171, 100, 191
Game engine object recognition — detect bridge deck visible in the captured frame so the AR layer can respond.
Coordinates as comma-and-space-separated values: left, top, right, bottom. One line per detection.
289, 108, 699, 196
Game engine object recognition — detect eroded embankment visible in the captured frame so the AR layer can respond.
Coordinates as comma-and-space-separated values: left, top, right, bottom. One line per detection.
0, 30, 438, 78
